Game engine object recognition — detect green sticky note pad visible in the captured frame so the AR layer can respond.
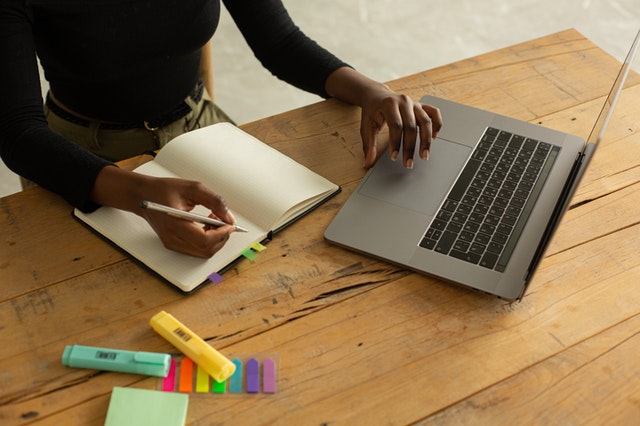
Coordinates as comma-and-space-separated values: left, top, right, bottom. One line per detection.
104, 387, 188, 426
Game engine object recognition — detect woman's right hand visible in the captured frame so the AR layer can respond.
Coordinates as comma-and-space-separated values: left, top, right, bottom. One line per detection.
90, 166, 236, 258
140, 178, 237, 258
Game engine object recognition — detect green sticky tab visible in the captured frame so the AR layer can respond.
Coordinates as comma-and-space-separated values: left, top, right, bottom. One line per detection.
212, 379, 226, 394
104, 387, 188, 426
241, 248, 258, 260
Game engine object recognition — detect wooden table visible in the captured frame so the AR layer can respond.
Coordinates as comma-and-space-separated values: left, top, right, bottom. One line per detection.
2, 29, 640, 425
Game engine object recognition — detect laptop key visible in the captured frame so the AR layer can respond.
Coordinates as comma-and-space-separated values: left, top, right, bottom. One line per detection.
487, 241, 504, 254
419, 237, 437, 250
431, 219, 447, 231
480, 252, 499, 269
450, 249, 481, 264
453, 240, 470, 252
469, 243, 486, 255
442, 198, 459, 212
434, 231, 457, 254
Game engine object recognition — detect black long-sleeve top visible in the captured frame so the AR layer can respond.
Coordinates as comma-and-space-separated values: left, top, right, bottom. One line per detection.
0, 0, 348, 211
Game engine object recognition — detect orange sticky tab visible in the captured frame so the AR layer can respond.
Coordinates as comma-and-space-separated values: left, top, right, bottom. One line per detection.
178, 358, 193, 393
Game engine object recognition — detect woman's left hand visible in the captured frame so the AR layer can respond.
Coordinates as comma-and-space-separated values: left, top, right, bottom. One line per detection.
360, 86, 442, 169
325, 66, 442, 169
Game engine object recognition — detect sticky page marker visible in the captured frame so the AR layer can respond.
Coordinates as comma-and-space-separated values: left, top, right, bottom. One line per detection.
250, 242, 267, 252
208, 272, 224, 284
178, 358, 193, 393
162, 358, 177, 391
263, 358, 276, 393
150, 311, 236, 383
229, 358, 243, 393
241, 248, 258, 261
246, 358, 260, 393
196, 364, 209, 393
212, 379, 226, 394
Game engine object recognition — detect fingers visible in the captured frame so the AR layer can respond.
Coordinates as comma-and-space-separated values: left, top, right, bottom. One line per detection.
423, 103, 443, 139
184, 181, 236, 225
159, 219, 234, 258
416, 104, 434, 161
361, 108, 385, 169
387, 94, 418, 169
142, 178, 238, 258
360, 125, 378, 169
365, 94, 442, 170
417, 103, 443, 162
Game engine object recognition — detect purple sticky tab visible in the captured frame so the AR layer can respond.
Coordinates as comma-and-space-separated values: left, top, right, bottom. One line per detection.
246, 358, 260, 393
208, 272, 224, 284
262, 358, 276, 393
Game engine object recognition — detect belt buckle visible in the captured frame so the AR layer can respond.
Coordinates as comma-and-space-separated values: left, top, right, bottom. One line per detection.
144, 120, 159, 131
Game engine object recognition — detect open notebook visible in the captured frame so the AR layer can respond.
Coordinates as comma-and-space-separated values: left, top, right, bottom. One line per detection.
74, 123, 340, 293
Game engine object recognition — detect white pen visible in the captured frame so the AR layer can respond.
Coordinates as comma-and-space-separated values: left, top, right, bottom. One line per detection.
140, 200, 248, 233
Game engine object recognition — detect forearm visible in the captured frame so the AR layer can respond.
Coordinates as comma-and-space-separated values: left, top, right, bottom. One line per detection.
89, 165, 151, 216
325, 66, 392, 107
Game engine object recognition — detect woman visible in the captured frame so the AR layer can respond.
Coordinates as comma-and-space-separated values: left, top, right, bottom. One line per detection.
0, 0, 442, 257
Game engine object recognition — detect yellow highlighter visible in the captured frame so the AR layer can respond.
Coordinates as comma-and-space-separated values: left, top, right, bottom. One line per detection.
150, 311, 236, 383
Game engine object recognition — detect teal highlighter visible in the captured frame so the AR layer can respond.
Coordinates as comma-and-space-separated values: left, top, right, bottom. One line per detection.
62, 345, 171, 377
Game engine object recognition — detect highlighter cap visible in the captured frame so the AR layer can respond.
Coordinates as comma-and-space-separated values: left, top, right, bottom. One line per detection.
201, 352, 236, 383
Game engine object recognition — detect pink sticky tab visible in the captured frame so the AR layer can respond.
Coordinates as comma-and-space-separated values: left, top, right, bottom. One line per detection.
208, 272, 224, 284
162, 358, 177, 391
263, 358, 276, 393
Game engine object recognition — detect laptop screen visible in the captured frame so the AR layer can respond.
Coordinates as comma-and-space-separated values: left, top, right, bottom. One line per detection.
586, 29, 640, 146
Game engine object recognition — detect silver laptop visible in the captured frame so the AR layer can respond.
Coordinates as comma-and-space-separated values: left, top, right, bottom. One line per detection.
325, 30, 639, 300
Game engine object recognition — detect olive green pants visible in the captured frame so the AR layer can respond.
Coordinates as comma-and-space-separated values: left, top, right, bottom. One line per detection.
21, 87, 233, 189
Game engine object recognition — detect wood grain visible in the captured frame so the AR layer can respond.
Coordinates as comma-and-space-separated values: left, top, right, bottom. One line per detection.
1, 29, 639, 425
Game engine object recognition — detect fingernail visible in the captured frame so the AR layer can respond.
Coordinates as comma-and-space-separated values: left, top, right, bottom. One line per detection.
421, 149, 430, 160
406, 159, 414, 169
391, 150, 399, 161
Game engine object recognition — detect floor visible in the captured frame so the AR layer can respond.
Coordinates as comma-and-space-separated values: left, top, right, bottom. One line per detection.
1, 0, 638, 198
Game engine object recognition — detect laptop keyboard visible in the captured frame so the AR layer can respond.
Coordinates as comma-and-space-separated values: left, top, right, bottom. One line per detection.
419, 127, 560, 272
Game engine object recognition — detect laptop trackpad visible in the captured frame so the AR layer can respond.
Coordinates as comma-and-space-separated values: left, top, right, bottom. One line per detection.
359, 138, 471, 215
